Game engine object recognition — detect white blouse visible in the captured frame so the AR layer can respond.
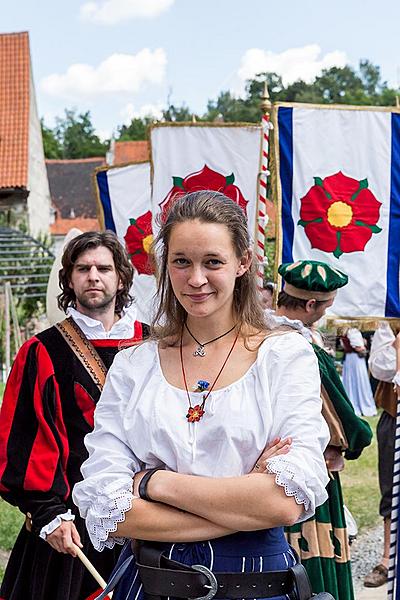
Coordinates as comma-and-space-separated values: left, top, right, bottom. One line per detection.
73, 331, 329, 551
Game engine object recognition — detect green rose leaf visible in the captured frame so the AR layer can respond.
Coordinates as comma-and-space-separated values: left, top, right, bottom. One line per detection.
314, 177, 323, 187
298, 217, 323, 227
173, 176, 185, 189
333, 232, 343, 259
128, 217, 144, 234
225, 173, 235, 186
351, 179, 369, 201
355, 220, 382, 233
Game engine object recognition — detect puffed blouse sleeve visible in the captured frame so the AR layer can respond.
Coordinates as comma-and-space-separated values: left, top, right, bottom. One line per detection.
72, 348, 142, 551
261, 332, 329, 521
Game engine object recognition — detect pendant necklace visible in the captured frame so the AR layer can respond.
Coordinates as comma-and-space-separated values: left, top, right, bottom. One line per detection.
184, 322, 237, 357
180, 326, 240, 423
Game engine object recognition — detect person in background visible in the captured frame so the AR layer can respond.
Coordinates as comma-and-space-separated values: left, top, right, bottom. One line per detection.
264, 259, 372, 600
260, 279, 275, 310
0, 231, 148, 600
341, 327, 376, 416
73, 191, 330, 600
364, 323, 400, 587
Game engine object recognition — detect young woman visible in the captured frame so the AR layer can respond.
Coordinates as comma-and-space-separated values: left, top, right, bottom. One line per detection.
73, 190, 330, 600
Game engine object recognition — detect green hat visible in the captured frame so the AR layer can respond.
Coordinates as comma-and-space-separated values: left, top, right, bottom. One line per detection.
278, 260, 348, 301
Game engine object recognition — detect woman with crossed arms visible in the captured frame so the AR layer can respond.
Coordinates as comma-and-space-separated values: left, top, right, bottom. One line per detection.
73, 190, 330, 600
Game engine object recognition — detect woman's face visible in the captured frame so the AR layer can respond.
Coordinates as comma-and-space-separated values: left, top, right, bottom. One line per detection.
167, 219, 251, 321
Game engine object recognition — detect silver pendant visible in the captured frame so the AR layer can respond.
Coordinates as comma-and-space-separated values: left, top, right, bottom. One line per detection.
193, 344, 206, 357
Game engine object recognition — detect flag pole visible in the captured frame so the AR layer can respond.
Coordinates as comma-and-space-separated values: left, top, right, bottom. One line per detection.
257, 82, 272, 288
388, 390, 400, 599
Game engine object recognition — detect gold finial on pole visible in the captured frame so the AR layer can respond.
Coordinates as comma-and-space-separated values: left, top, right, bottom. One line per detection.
261, 81, 272, 114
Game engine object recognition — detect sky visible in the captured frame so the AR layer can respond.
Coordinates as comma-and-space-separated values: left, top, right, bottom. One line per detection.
2, 0, 400, 139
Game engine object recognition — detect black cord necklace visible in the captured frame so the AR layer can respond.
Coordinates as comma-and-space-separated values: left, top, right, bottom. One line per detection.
184, 322, 237, 357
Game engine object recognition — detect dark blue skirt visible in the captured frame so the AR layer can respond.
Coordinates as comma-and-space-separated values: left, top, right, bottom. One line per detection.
98, 528, 297, 600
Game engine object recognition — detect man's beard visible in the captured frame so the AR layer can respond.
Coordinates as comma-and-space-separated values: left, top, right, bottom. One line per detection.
75, 290, 117, 313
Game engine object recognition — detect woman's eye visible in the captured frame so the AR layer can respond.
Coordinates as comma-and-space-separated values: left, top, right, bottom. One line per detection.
207, 259, 222, 266
173, 258, 189, 265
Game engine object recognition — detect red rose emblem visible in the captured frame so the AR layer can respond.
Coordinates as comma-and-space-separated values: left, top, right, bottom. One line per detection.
124, 210, 155, 275
298, 171, 382, 258
159, 164, 248, 217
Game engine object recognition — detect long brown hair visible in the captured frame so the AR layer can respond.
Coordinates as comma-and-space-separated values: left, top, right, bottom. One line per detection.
58, 231, 134, 314
151, 190, 266, 342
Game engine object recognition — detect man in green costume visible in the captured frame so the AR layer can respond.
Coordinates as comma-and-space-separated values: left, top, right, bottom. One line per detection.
264, 259, 373, 600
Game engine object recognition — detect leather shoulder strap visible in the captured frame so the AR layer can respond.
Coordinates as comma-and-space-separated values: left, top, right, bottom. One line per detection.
55, 317, 107, 391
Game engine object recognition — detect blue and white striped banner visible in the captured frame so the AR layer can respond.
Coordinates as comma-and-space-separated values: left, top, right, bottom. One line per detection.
95, 161, 156, 322
276, 104, 400, 318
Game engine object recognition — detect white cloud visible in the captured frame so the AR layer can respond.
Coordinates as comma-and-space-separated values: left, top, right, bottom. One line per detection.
238, 44, 347, 87
40, 49, 167, 100
120, 102, 163, 123
80, 0, 174, 25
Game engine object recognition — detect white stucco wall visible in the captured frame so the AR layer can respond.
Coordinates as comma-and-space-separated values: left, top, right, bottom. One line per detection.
27, 67, 51, 237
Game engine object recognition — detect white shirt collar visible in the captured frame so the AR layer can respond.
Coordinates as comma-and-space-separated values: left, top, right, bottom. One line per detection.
66, 305, 138, 339
264, 309, 312, 342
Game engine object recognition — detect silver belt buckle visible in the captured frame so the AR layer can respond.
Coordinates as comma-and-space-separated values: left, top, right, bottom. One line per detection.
189, 564, 218, 600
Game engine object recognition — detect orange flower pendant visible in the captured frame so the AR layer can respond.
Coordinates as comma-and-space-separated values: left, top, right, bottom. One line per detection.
186, 404, 205, 422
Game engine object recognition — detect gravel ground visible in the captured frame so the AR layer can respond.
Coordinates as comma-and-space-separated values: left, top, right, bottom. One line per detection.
351, 523, 384, 591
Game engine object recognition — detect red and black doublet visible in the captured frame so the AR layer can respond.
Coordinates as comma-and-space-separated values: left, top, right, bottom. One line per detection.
0, 320, 148, 600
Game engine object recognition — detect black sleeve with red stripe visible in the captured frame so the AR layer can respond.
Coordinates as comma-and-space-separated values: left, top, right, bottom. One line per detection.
0, 337, 70, 534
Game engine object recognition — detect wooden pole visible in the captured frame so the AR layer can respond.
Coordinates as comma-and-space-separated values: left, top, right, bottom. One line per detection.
8, 283, 22, 352
256, 82, 272, 288
4, 283, 11, 377
75, 546, 113, 598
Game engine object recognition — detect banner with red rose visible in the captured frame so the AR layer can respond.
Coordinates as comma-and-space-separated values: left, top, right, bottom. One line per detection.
277, 105, 400, 318
150, 124, 262, 238
95, 161, 156, 322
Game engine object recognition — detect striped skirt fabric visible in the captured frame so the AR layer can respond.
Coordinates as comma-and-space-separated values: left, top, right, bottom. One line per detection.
101, 529, 298, 600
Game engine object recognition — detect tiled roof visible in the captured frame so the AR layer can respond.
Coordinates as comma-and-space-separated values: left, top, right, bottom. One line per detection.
0, 32, 30, 188
46, 157, 105, 220
50, 217, 100, 236
114, 140, 149, 165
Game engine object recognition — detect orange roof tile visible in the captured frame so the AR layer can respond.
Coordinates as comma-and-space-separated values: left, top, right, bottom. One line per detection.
114, 141, 149, 165
0, 32, 30, 188
50, 217, 100, 236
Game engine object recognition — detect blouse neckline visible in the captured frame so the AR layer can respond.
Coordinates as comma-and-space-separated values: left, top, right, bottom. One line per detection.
154, 337, 271, 394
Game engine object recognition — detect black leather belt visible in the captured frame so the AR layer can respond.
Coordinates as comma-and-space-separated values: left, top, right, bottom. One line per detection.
135, 543, 313, 600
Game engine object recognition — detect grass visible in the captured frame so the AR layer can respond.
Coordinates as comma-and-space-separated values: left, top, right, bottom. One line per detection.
341, 414, 381, 533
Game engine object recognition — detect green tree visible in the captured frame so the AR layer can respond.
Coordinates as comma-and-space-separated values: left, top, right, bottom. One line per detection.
54, 109, 108, 158
117, 117, 153, 141
41, 119, 62, 158
163, 103, 194, 122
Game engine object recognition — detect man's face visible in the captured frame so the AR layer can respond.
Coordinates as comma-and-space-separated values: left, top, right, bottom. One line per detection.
68, 246, 122, 315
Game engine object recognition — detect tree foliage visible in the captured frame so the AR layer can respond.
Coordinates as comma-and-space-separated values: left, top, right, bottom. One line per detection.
41, 60, 399, 154
42, 109, 108, 159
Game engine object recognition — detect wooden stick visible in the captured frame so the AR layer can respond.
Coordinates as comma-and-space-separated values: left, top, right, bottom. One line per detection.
75, 546, 113, 598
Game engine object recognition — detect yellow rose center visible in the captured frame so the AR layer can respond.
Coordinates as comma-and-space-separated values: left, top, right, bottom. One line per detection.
327, 201, 353, 228
142, 234, 153, 254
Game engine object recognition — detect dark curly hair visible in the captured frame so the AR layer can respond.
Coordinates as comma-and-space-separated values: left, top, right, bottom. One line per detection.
57, 231, 134, 314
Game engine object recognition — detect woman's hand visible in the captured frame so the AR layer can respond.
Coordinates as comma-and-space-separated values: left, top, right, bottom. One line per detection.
250, 437, 292, 474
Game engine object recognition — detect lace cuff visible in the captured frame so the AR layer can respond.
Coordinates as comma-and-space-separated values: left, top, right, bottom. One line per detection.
39, 509, 75, 540
266, 456, 312, 517
85, 479, 135, 551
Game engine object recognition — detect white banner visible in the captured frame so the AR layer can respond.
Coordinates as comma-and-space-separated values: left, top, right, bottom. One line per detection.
96, 162, 156, 322
151, 124, 262, 239
277, 105, 400, 318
